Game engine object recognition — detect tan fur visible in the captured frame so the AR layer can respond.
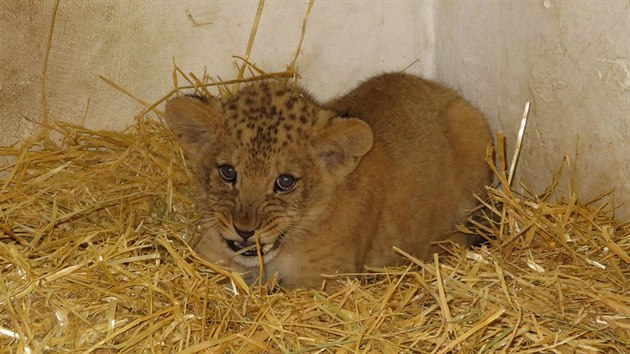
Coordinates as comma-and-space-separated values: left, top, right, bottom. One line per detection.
164, 73, 492, 290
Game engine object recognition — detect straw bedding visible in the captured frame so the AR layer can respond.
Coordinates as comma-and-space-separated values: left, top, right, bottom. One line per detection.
1, 112, 629, 353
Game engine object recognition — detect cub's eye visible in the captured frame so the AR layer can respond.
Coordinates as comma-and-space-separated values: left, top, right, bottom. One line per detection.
218, 164, 237, 183
274, 174, 297, 193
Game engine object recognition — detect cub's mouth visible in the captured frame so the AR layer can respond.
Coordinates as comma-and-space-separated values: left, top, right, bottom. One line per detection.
226, 239, 279, 257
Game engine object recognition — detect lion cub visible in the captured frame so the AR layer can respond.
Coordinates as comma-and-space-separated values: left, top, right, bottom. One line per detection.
165, 73, 492, 290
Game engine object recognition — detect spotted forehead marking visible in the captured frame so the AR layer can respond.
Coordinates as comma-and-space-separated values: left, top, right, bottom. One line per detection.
220, 81, 322, 170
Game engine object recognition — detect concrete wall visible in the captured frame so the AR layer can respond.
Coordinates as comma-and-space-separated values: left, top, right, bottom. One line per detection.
1, 0, 433, 144
435, 1, 630, 219
2, 0, 629, 219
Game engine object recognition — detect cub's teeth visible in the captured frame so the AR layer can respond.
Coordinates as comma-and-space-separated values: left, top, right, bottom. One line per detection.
262, 244, 274, 254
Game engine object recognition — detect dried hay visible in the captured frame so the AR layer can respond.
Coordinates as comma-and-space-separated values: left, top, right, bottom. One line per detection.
2, 1, 629, 352
1, 103, 629, 354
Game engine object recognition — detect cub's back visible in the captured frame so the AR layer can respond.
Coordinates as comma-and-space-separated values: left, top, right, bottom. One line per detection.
326, 73, 489, 162
326, 72, 493, 263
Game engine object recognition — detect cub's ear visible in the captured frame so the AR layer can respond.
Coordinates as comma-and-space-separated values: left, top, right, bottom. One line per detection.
164, 96, 221, 154
311, 115, 373, 178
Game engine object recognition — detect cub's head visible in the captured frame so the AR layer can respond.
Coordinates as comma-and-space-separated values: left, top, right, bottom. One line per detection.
165, 81, 373, 267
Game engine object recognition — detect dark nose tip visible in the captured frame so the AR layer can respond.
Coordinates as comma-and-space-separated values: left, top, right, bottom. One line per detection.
234, 227, 255, 240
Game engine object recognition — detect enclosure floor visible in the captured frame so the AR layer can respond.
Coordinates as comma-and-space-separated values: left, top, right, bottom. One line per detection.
1, 120, 628, 353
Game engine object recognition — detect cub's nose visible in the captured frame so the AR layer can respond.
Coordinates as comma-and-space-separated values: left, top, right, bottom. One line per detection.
234, 227, 255, 241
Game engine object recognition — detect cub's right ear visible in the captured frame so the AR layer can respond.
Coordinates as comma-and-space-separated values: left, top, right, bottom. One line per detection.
164, 96, 221, 153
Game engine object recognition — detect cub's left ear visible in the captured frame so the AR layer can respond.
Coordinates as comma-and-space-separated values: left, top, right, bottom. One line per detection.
311, 115, 374, 178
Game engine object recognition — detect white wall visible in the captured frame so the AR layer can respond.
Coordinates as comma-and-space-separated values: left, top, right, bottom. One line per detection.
435, 1, 630, 219
2, 0, 629, 219
1, 0, 433, 144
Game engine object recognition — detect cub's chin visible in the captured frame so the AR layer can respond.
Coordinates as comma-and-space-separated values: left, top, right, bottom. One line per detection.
224, 238, 282, 267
